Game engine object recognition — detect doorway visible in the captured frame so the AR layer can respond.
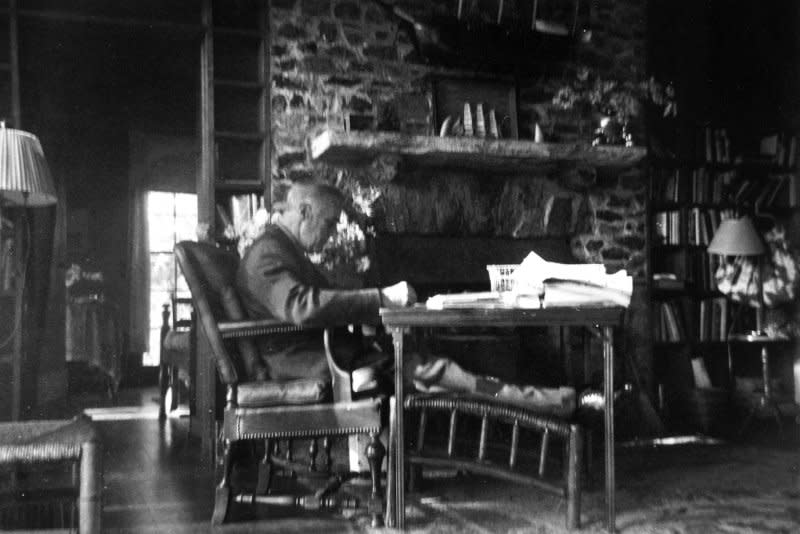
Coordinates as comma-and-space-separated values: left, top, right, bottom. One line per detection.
143, 191, 196, 367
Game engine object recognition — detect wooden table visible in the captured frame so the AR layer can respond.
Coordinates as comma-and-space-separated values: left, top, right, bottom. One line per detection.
380, 305, 626, 532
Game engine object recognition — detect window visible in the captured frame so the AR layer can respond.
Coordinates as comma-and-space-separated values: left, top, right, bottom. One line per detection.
144, 191, 197, 366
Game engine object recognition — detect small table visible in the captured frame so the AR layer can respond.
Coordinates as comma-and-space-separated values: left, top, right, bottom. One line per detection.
380, 305, 625, 532
728, 332, 793, 437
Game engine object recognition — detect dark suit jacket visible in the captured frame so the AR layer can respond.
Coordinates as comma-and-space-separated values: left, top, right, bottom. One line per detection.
236, 224, 383, 380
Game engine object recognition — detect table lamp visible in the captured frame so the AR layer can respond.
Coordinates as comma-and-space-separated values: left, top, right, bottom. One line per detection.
707, 215, 767, 335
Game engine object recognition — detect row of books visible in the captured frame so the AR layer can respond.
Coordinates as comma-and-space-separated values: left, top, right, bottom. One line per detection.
764, 173, 800, 208
687, 207, 735, 246
760, 132, 797, 168
688, 168, 737, 203
689, 252, 722, 293
700, 126, 732, 164
653, 166, 798, 207
653, 297, 730, 343
698, 297, 729, 342
653, 301, 687, 342
652, 253, 722, 294
653, 210, 681, 245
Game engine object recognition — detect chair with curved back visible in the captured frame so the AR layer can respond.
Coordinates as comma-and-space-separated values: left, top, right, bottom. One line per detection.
174, 240, 385, 527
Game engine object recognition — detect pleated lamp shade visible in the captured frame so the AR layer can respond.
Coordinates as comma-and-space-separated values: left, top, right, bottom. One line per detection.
0, 126, 57, 206
707, 216, 766, 256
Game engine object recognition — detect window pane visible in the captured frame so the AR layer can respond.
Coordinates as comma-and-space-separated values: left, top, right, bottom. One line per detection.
175, 215, 197, 242
143, 328, 162, 367
144, 190, 197, 367
148, 191, 175, 216
150, 253, 175, 293
176, 274, 190, 295
175, 193, 197, 213
149, 214, 176, 251
150, 293, 170, 326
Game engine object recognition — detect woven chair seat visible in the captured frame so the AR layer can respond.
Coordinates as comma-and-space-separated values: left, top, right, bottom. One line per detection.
162, 330, 191, 353
0, 415, 98, 465
0, 415, 102, 533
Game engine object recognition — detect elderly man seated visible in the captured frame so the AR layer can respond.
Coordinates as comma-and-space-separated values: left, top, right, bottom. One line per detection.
235, 182, 575, 416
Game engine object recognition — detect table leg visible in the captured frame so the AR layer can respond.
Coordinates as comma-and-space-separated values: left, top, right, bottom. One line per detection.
391, 327, 405, 530
602, 326, 616, 533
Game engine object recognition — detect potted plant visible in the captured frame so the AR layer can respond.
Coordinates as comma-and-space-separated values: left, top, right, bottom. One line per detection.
551, 67, 677, 146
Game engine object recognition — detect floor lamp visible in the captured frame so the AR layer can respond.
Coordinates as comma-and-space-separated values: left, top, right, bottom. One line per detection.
0, 123, 57, 420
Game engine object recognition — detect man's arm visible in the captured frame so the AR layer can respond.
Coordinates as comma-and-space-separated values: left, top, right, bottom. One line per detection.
238, 233, 382, 327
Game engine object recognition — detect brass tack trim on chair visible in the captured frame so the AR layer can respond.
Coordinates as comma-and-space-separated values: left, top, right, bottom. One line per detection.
238, 426, 381, 441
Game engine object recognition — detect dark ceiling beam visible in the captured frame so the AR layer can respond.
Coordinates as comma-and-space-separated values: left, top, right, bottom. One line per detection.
0, 8, 205, 34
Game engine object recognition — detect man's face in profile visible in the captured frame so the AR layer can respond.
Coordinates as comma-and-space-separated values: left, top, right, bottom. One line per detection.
299, 199, 341, 253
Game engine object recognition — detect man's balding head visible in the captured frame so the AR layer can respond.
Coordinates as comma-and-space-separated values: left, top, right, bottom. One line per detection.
278, 182, 345, 252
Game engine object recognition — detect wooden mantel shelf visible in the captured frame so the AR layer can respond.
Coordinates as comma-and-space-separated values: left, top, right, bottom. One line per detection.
309, 129, 647, 173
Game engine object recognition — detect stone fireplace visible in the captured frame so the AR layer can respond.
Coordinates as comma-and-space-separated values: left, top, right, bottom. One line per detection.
268, 0, 652, 391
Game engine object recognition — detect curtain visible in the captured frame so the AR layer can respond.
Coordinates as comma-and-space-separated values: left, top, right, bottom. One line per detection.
126, 130, 197, 355
127, 163, 150, 355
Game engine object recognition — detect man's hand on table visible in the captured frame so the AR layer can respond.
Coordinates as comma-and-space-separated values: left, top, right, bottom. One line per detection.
381, 281, 417, 308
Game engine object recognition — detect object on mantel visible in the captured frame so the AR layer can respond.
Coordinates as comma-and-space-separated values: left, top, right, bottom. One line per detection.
309, 129, 646, 174
374, 0, 591, 71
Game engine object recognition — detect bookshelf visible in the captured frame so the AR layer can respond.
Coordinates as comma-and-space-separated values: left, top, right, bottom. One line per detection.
194, 0, 271, 462
647, 124, 800, 433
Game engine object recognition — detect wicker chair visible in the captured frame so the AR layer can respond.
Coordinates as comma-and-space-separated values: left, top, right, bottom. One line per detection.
175, 241, 385, 527
0, 415, 102, 533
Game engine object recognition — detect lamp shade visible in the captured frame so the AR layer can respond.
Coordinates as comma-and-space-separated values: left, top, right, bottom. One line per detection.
0, 126, 57, 206
707, 216, 766, 256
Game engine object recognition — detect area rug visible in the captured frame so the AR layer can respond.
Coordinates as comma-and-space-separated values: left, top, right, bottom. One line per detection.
367, 444, 800, 534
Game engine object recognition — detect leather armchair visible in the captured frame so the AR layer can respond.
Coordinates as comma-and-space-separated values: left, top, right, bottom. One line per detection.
174, 241, 385, 527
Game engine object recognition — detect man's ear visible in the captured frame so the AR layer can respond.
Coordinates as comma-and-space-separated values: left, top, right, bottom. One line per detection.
299, 202, 312, 220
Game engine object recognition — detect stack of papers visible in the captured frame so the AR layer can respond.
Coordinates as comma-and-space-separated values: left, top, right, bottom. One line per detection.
512, 252, 632, 308
425, 292, 507, 310
424, 251, 634, 310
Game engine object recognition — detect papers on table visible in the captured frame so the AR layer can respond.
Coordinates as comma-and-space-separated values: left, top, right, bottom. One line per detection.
513, 251, 633, 308
424, 251, 634, 310
425, 292, 508, 310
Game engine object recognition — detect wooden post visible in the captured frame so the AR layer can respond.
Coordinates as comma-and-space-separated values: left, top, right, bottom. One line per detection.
79, 440, 102, 534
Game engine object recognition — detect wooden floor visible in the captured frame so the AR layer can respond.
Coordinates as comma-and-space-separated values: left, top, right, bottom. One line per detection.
89, 388, 369, 533
55, 386, 800, 533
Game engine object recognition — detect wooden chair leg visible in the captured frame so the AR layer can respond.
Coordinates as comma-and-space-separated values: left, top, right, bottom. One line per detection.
566, 424, 583, 530
212, 438, 233, 525
79, 440, 102, 534
158, 363, 169, 420
169, 364, 180, 411
409, 408, 427, 492
256, 438, 273, 495
366, 431, 385, 528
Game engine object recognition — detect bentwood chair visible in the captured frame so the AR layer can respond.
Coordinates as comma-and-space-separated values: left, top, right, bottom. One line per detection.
174, 241, 385, 527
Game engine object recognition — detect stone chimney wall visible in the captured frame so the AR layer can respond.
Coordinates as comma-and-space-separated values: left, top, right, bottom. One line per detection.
270, 0, 647, 275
